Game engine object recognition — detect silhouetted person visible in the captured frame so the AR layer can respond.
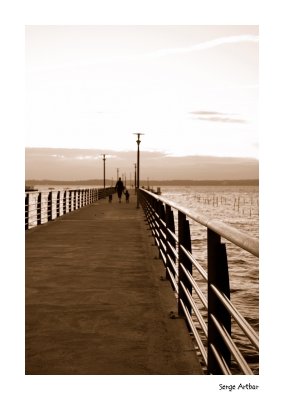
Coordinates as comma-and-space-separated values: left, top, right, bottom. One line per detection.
115, 177, 124, 203
125, 190, 130, 203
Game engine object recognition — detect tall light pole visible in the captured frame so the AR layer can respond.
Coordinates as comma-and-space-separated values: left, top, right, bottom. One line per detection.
101, 154, 106, 189
134, 163, 137, 193
133, 133, 144, 208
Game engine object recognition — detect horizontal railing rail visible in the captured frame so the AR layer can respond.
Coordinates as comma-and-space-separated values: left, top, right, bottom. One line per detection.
139, 188, 259, 375
25, 187, 115, 230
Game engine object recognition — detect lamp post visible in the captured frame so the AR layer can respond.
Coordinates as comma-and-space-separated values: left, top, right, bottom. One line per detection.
101, 154, 106, 189
134, 163, 137, 193
133, 133, 144, 208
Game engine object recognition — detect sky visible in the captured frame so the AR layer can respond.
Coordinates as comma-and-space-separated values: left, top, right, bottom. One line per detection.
25, 25, 259, 180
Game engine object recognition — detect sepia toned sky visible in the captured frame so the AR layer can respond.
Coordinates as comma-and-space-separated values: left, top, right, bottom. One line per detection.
26, 25, 258, 171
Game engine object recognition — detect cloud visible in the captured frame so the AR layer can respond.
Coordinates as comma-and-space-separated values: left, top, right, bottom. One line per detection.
189, 111, 247, 124
74, 155, 100, 160
28, 34, 258, 72
51, 154, 65, 159
140, 34, 258, 60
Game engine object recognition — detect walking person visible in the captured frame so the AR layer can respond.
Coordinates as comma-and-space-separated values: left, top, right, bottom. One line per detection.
115, 177, 124, 203
125, 189, 130, 203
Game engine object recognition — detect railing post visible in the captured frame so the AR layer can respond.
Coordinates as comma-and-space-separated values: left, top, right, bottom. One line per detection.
47, 192, 52, 221
148, 195, 157, 241
73, 190, 76, 210
77, 190, 80, 209
68, 191, 71, 212
63, 191, 67, 214
207, 228, 231, 374
78, 190, 81, 208
157, 200, 166, 263
165, 204, 176, 286
37, 192, 42, 225
178, 211, 192, 316
56, 191, 60, 217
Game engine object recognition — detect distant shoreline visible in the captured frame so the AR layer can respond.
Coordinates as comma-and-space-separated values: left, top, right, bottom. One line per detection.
25, 179, 259, 187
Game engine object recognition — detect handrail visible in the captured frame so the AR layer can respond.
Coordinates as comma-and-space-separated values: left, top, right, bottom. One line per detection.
210, 314, 253, 375
210, 284, 259, 350
143, 190, 259, 257
139, 188, 259, 375
25, 187, 115, 230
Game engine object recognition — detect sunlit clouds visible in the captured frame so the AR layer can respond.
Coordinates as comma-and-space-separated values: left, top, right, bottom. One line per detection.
189, 111, 247, 124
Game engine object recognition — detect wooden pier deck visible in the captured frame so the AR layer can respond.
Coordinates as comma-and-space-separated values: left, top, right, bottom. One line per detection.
25, 191, 203, 375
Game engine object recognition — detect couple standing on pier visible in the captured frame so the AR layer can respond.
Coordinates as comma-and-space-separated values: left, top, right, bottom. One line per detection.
115, 177, 130, 203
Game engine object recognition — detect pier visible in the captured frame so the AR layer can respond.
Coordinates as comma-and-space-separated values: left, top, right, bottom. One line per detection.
25, 187, 259, 375
25, 189, 203, 374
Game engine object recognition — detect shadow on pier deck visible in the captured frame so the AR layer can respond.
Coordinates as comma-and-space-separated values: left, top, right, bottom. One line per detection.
25, 191, 203, 375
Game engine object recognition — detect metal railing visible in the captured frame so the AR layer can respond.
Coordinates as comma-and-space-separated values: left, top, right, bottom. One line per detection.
25, 187, 115, 230
139, 188, 259, 375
